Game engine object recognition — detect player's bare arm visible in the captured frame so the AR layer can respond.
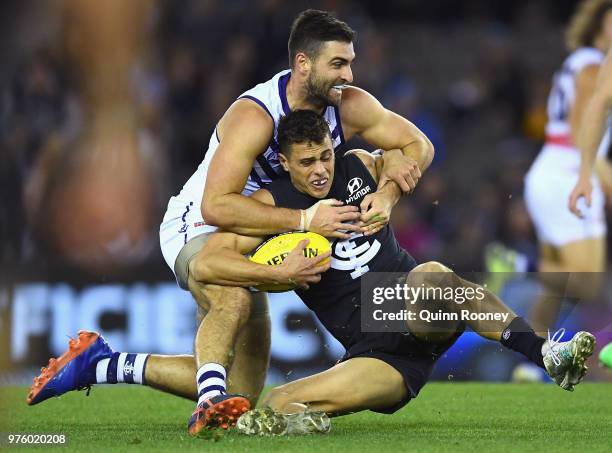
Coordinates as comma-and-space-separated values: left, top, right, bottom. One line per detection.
193, 188, 331, 289
340, 86, 434, 192
569, 64, 600, 140
570, 52, 612, 216
193, 233, 330, 290
202, 100, 300, 234
567, 64, 599, 217
203, 99, 360, 237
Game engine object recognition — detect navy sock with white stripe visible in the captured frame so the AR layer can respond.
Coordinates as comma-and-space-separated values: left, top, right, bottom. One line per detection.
196, 363, 227, 405
95, 352, 149, 384
500, 317, 545, 369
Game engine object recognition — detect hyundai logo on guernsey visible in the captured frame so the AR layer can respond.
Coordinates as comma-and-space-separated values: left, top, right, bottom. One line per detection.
346, 177, 371, 203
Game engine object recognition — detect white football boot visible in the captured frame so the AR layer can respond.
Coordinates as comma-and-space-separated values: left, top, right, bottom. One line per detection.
542, 328, 596, 391
237, 405, 330, 436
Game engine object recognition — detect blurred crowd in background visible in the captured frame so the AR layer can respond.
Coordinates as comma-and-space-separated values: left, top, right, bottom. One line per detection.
2, 0, 611, 277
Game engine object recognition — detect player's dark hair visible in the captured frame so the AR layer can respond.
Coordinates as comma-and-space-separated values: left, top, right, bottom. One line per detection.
566, 0, 612, 50
288, 9, 356, 68
277, 110, 331, 156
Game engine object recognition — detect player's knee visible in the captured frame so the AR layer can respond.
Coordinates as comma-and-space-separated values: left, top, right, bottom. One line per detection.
408, 261, 454, 289
413, 261, 451, 274
188, 253, 214, 284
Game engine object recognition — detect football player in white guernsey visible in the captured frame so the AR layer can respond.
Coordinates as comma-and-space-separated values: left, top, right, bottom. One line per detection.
522, 0, 612, 344
570, 42, 612, 218
569, 43, 612, 369
160, 9, 432, 434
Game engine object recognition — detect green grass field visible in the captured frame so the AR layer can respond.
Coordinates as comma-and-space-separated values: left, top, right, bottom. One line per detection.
1, 383, 610, 452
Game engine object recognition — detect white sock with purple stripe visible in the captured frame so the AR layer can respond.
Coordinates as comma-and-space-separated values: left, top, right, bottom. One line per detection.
196, 363, 227, 405
95, 352, 149, 384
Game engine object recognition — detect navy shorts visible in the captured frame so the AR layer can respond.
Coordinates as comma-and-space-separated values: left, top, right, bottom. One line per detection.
339, 326, 465, 414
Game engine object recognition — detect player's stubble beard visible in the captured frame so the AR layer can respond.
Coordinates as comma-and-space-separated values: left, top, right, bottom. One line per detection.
305, 68, 341, 108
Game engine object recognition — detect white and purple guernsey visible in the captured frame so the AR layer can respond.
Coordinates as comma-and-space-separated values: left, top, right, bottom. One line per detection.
160, 69, 345, 270
543, 47, 610, 162
524, 47, 609, 247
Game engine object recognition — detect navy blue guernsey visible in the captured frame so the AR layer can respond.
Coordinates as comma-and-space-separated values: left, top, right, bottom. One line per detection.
266, 152, 416, 350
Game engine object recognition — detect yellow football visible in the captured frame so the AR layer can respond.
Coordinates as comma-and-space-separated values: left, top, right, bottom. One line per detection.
249, 231, 331, 292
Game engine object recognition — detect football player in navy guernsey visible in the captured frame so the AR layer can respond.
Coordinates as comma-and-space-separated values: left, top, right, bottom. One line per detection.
27, 10, 433, 435
194, 110, 596, 434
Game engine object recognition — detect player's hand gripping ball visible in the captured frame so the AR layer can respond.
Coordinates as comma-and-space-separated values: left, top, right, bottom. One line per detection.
249, 231, 331, 292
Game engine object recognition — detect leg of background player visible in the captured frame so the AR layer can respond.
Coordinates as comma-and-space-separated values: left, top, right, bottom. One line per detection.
530, 239, 605, 336
263, 357, 408, 415
529, 243, 565, 336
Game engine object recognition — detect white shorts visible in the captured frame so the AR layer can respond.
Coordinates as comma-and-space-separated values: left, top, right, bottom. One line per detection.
524, 146, 606, 247
159, 196, 270, 317
159, 195, 217, 283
